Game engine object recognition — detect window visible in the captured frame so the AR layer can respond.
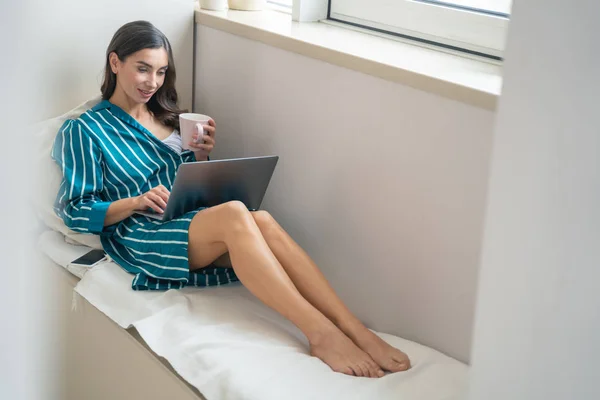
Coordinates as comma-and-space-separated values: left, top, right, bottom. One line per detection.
328, 0, 513, 59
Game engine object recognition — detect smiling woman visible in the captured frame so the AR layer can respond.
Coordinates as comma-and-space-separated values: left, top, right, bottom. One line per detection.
101, 21, 183, 130
51, 20, 414, 378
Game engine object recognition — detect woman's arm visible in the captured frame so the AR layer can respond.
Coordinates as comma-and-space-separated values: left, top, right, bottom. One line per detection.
52, 120, 111, 234
52, 120, 171, 231
104, 197, 139, 226
103, 185, 171, 226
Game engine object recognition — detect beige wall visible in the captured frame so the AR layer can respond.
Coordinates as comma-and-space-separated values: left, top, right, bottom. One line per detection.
195, 25, 496, 362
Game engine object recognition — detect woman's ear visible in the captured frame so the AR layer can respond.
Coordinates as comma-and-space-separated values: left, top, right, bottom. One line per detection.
108, 52, 120, 74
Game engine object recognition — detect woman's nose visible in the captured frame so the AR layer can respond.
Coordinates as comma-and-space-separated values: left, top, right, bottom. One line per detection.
147, 75, 158, 89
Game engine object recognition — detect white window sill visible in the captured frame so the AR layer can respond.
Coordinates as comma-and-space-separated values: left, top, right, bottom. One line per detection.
194, 7, 502, 110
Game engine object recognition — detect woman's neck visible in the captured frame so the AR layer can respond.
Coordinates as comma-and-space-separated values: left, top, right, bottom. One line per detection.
109, 87, 149, 120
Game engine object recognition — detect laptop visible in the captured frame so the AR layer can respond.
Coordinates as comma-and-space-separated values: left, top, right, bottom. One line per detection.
136, 155, 279, 221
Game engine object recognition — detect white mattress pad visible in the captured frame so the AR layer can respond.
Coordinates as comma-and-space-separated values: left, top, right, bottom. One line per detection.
40, 231, 469, 400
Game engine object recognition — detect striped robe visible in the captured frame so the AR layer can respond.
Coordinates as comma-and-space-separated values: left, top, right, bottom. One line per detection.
51, 99, 238, 290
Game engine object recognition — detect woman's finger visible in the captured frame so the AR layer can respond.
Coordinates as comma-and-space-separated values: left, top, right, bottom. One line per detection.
208, 118, 216, 128
142, 197, 164, 214
148, 200, 164, 214
157, 191, 169, 204
191, 132, 208, 143
189, 137, 213, 149
202, 124, 216, 138
202, 135, 215, 146
154, 186, 170, 202
157, 185, 170, 197
148, 193, 167, 209
188, 140, 204, 150
148, 187, 168, 203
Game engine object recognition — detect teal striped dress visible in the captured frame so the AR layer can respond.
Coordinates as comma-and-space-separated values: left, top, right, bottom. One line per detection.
51, 100, 238, 290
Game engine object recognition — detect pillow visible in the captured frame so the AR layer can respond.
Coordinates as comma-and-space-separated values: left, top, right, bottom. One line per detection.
32, 96, 103, 250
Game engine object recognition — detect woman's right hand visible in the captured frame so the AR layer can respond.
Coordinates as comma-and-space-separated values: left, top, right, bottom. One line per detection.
134, 185, 170, 213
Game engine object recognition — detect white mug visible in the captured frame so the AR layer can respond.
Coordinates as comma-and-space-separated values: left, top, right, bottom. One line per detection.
179, 113, 210, 151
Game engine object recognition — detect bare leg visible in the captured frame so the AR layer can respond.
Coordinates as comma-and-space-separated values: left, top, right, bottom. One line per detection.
187, 201, 384, 378
251, 211, 410, 373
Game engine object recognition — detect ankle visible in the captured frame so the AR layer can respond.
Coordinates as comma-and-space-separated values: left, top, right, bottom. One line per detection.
335, 317, 370, 340
306, 321, 340, 346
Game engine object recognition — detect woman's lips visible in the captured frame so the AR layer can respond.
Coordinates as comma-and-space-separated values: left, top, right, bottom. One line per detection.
138, 89, 154, 98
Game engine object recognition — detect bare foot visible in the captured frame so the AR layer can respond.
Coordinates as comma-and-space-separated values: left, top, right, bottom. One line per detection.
350, 327, 411, 373
309, 325, 385, 378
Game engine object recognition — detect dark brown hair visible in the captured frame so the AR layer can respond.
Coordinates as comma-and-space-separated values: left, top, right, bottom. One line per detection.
101, 20, 185, 129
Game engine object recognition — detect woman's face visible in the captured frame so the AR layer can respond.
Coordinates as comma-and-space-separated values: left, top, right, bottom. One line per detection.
110, 47, 169, 104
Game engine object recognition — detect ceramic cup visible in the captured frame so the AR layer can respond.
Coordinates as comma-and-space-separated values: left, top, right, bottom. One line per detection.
179, 113, 211, 150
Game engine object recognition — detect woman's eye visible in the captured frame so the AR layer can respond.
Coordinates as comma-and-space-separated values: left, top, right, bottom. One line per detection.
138, 68, 147, 73
158, 71, 166, 76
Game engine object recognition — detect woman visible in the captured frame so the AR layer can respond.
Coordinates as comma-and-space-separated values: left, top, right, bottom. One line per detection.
52, 20, 410, 378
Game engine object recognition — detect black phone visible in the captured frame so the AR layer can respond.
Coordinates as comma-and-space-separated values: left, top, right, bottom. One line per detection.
70, 249, 107, 267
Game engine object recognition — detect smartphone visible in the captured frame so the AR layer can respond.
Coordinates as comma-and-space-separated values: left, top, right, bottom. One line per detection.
70, 249, 107, 267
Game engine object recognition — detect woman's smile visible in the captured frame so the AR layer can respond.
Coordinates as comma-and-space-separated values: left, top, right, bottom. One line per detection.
138, 88, 154, 99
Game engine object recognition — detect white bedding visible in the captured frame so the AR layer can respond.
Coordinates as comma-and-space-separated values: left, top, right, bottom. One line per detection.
40, 230, 468, 399
77, 267, 468, 399
38, 230, 96, 279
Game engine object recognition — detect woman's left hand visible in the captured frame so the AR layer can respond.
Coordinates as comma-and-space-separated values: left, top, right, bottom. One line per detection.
189, 118, 216, 159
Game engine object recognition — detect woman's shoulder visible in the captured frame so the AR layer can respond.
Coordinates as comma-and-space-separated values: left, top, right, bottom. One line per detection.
57, 116, 91, 137
56, 112, 106, 145
60, 108, 105, 135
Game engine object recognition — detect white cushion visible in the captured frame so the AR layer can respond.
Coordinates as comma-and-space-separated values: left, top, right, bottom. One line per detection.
38, 230, 95, 278
74, 262, 469, 400
32, 96, 103, 249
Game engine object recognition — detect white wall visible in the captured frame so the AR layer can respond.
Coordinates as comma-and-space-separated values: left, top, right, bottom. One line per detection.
7, 2, 195, 398
195, 25, 495, 362
28, 0, 195, 120
468, 0, 600, 399
2, 3, 40, 398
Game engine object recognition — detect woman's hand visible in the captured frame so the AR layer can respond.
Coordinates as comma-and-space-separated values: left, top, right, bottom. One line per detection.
134, 185, 170, 213
188, 118, 216, 161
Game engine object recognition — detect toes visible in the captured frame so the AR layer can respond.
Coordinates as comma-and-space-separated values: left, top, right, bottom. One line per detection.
393, 354, 411, 370
377, 352, 410, 372
339, 366, 356, 376
358, 364, 370, 377
366, 360, 384, 378
358, 362, 372, 378
335, 363, 385, 378
349, 365, 363, 377
385, 359, 410, 372
399, 359, 411, 371
395, 360, 409, 371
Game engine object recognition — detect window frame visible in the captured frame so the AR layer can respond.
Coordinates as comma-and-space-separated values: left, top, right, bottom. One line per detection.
327, 0, 510, 59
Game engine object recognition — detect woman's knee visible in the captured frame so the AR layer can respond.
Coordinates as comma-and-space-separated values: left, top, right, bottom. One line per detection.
252, 210, 278, 237
252, 210, 272, 226
219, 200, 249, 216
189, 201, 254, 246
220, 201, 254, 229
